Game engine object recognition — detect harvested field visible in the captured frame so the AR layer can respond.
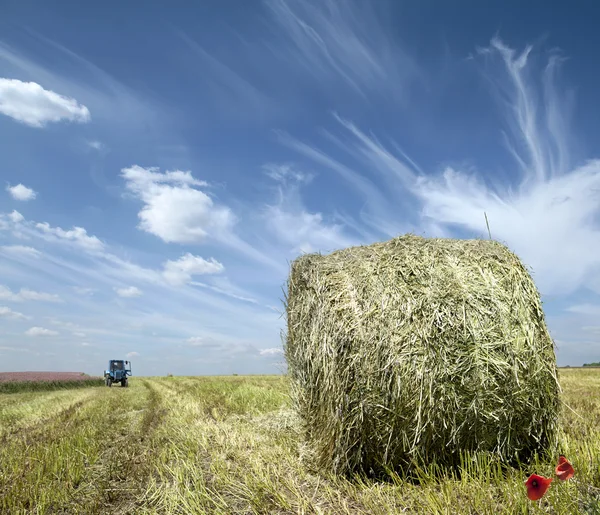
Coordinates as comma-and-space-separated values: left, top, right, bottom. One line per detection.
0, 371, 97, 382
0, 371, 599, 514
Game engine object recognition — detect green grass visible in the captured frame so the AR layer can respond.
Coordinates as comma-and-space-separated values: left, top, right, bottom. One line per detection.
0, 371, 598, 514
0, 378, 105, 394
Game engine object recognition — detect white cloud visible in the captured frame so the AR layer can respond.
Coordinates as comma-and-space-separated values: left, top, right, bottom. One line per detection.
566, 304, 600, 316
190, 280, 258, 304
264, 171, 358, 255
0, 245, 41, 257
8, 210, 24, 223
263, 163, 312, 184
81, 342, 92, 347
121, 165, 235, 244
266, 206, 355, 255
265, 0, 420, 100
87, 140, 104, 150
187, 336, 204, 346
6, 183, 37, 201
0, 306, 28, 319
114, 286, 142, 298
0, 78, 90, 127
25, 326, 59, 337
283, 39, 600, 297
259, 348, 284, 356
72, 286, 95, 295
0, 285, 61, 303
581, 326, 600, 335
126, 351, 139, 359
162, 253, 224, 286
119, 166, 284, 272
35, 222, 104, 251
410, 40, 600, 296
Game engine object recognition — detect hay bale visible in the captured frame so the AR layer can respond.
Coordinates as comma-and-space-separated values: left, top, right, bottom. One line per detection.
284, 234, 560, 477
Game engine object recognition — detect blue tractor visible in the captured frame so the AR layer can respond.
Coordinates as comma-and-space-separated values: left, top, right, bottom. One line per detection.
104, 359, 132, 387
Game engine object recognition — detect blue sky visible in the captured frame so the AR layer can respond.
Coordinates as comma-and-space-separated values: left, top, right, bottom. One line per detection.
1, 0, 599, 375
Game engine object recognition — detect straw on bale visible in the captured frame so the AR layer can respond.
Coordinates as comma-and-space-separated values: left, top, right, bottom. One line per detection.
284, 234, 560, 477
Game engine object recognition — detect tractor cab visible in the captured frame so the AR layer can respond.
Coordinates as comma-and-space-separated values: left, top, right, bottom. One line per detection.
104, 359, 132, 387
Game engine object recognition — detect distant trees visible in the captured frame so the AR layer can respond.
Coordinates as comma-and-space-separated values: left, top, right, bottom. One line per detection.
582, 362, 600, 367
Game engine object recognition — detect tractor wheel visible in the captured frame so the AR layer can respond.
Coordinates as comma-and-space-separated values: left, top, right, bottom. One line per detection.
121, 379, 128, 387
106, 378, 112, 387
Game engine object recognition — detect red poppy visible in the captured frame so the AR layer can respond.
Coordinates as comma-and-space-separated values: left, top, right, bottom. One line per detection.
555, 455, 574, 481
525, 473, 553, 500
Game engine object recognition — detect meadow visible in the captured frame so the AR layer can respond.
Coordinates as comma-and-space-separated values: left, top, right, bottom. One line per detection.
0, 369, 598, 514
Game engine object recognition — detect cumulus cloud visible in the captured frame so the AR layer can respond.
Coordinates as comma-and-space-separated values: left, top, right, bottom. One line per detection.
126, 351, 139, 359
0, 285, 61, 303
120, 166, 284, 272
114, 286, 142, 298
25, 326, 59, 337
121, 165, 234, 244
162, 253, 224, 286
8, 210, 24, 223
0, 78, 90, 127
186, 336, 204, 346
87, 140, 105, 151
6, 183, 37, 201
0, 306, 28, 319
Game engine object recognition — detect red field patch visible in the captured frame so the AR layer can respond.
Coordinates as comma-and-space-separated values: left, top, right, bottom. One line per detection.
0, 372, 99, 383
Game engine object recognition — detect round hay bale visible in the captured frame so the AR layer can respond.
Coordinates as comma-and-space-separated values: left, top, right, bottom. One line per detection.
284, 234, 560, 477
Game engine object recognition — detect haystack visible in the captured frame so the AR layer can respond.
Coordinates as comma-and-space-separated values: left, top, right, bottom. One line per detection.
284, 234, 560, 477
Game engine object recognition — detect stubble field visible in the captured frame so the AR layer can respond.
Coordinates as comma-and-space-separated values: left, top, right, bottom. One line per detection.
0, 370, 599, 514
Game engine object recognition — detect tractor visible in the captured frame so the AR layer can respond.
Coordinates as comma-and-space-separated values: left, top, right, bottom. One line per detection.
104, 359, 132, 387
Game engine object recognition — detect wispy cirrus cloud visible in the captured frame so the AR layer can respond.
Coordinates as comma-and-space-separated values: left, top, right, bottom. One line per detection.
0, 245, 41, 257
0, 78, 90, 127
279, 39, 600, 298
264, 0, 421, 101
179, 32, 275, 120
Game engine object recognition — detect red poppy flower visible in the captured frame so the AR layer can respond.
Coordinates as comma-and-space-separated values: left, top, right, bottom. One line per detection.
525, 473, 553, 500
555, 455, 574, 481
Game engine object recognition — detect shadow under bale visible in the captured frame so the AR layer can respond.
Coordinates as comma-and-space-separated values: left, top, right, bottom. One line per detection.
284, 234, 560, 479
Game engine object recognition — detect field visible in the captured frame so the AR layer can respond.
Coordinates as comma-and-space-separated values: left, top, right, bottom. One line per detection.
0, 370, 599, 514
0, 372, 104, 394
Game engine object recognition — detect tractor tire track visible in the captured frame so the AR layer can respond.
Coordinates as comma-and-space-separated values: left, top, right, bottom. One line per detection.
0, 390, 96, 445
80, 379, 168, 514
